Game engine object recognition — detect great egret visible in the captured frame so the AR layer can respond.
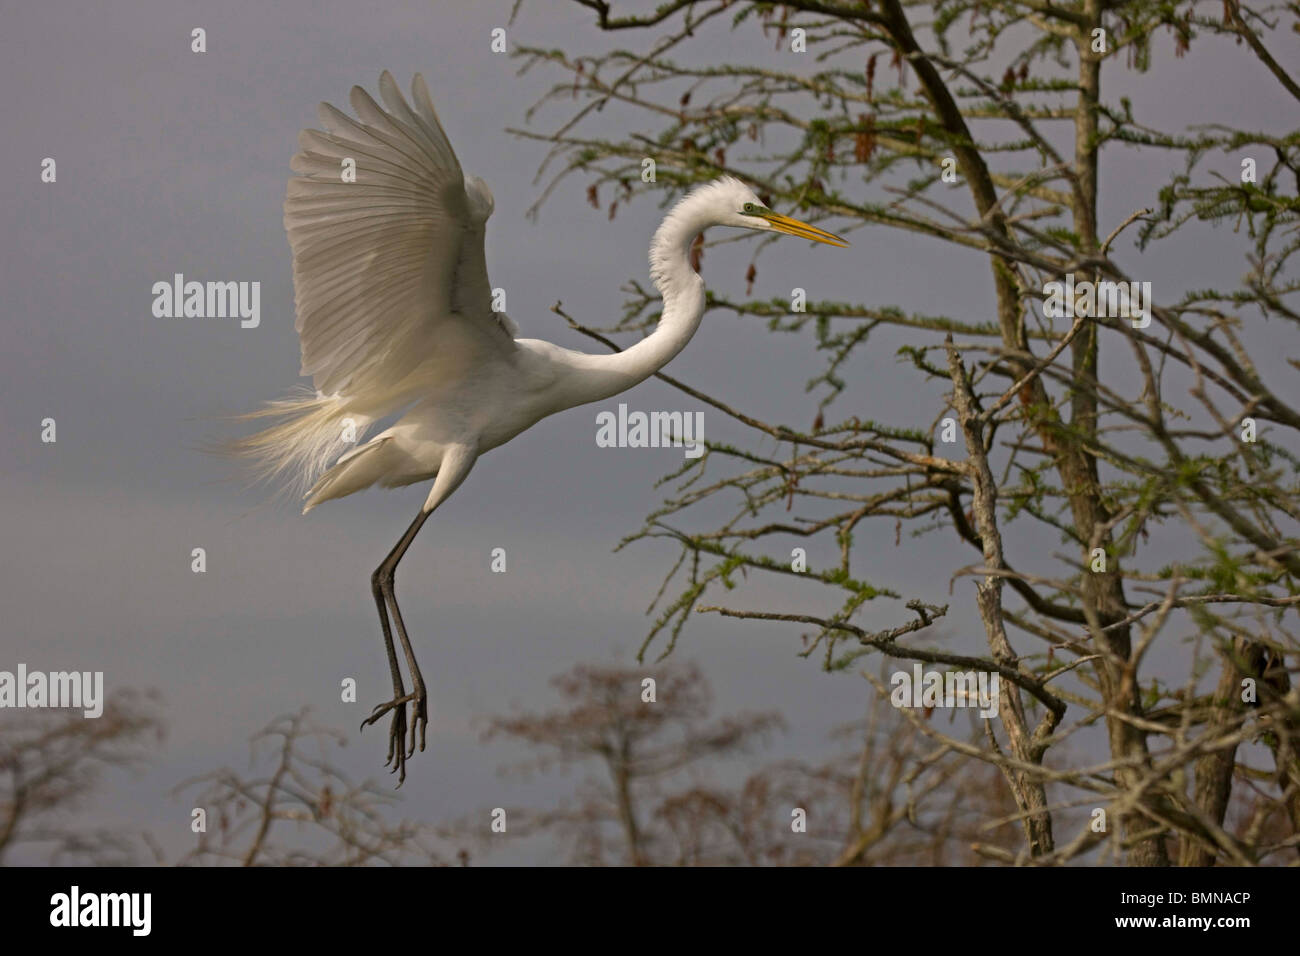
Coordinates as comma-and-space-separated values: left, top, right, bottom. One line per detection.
232, 71, 847, 783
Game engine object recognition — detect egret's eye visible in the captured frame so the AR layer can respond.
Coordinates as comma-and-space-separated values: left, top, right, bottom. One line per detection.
742, 202, 760, 214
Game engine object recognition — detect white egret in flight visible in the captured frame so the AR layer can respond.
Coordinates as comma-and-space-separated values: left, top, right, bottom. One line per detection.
232, 72, 847, 783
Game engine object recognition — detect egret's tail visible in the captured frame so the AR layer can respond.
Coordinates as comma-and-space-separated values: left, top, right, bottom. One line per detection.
218, 388, 372, 502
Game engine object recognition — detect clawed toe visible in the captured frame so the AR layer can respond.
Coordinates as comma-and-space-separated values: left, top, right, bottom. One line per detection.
361, 694, 417, 785
407, 690, 428, 758
360, 693, 414, 730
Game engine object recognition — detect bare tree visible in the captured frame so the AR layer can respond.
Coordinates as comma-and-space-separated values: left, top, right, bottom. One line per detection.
481, 661, 1011, 864
175, 709, 462, 866
0, 688, 164, 865
483, 662, 780, 864
512, 0, 1300, 865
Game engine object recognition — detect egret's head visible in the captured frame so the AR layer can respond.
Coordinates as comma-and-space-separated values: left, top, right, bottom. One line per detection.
712, 176, 848, 247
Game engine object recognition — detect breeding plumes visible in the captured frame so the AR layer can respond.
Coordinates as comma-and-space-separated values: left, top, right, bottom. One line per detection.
231, 71, 847, 783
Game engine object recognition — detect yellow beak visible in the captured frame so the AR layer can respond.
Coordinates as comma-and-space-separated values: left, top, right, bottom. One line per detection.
759, 211, 849, 247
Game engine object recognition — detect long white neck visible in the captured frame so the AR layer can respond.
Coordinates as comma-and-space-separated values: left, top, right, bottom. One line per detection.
556, 190, 713, 408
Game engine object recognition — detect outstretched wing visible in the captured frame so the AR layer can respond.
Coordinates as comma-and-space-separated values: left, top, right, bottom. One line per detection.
284, 71, 516, 402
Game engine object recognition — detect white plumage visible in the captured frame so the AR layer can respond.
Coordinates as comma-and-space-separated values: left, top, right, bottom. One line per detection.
230, 72, 847, 783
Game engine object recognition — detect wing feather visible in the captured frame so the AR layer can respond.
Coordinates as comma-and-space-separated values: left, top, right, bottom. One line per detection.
284, 71, 515, 402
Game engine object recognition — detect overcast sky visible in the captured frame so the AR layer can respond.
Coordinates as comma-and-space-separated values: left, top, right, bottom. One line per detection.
3, 0, 1296, 864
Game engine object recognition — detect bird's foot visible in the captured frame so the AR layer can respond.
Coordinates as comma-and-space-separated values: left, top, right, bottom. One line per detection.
360, 693, 415, 785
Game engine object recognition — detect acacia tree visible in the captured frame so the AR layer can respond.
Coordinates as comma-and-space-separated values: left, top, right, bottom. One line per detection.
513, 0, 1300, 865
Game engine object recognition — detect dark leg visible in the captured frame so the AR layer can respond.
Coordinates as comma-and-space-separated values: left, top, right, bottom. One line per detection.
384, 580, 428, 757
360, 509, 429, 785
356, 446, 479, 785
360, 569, 408, 775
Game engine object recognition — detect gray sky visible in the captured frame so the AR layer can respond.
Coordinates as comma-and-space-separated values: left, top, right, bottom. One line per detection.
2, 0, 1296, 863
